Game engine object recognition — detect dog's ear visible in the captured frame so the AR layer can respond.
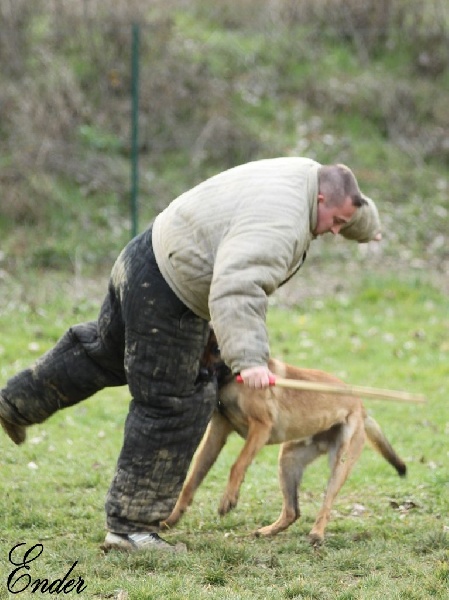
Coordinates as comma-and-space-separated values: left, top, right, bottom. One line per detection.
201, 329, 220, 371
200, 328, 233, 386
215, 361, 234, 388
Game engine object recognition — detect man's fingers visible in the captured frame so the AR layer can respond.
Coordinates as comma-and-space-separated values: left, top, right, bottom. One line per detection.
237, 366, 275, 388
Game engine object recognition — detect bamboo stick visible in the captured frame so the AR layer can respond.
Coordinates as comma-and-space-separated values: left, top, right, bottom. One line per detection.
236, 376, 426, 404
272, 377, 426, 404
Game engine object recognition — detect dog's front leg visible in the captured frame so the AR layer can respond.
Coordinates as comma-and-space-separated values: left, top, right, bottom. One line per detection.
162, 412, 233, 528
218, 418, 272, 516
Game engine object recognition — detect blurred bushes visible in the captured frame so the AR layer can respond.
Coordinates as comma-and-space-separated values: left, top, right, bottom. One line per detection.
0, 0, 448, 227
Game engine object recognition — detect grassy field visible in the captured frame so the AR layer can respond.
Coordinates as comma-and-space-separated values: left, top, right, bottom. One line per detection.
1, 270, 448, 599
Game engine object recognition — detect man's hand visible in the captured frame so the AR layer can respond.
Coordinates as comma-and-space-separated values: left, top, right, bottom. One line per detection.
239, 365, 275, 389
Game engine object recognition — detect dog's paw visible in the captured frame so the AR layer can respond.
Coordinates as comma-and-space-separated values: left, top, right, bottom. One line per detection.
218, 493, 238, 515
254, 525, 275, 537
308, 532, 324, 547
160, 511, 182, 529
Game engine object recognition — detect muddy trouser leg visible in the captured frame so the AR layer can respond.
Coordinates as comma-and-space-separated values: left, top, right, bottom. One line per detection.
105, 380, 217, 533
1, 226, 216, 532
103, 228, 216, 533
0, 279, 127, 428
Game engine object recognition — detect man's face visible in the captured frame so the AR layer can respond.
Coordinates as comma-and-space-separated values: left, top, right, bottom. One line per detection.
313, 195, 357, 236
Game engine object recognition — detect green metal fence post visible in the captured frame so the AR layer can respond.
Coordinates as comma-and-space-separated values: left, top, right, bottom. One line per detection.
130, 22, 140, 239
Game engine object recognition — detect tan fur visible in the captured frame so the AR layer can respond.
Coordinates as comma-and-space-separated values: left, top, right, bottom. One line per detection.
162, 357, 406, 545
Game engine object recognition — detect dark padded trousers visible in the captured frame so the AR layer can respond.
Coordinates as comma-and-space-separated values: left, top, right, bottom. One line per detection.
0, 227, 217, 533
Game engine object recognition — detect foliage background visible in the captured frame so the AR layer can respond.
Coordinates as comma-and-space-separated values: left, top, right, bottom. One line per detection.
1, 0, 448, 287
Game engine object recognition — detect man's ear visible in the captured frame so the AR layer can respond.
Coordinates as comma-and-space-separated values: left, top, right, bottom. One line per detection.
317, 194, 325, 204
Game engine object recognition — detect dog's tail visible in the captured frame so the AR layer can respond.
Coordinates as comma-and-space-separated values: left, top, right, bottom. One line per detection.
364, 414, 407, 477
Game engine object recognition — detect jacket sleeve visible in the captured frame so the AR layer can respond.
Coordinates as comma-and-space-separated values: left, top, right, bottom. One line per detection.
208, 218, 307, 373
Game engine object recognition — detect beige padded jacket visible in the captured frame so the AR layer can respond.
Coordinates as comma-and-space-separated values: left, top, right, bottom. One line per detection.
152, 157, 320, 373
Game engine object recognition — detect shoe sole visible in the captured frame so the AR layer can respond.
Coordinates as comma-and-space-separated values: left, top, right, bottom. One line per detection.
0, 417, 26, 445
101, 532, 187, 554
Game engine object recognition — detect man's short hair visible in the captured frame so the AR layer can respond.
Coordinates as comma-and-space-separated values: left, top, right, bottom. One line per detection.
318, 164, 367, 207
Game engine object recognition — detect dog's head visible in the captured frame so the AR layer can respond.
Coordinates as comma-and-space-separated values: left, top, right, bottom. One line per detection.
200, 328, 233, 388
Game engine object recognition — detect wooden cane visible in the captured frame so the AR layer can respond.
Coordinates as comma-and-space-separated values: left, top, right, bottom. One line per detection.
236, 375, 426, 404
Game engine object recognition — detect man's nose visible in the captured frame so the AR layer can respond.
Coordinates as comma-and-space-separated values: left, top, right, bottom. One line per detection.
330, 224, 342, 235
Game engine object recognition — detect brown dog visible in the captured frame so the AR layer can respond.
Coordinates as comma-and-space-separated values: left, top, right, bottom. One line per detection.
163, 339, 406, 545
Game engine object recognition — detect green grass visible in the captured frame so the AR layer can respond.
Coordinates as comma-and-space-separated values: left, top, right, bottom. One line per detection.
1, 271, 448, 599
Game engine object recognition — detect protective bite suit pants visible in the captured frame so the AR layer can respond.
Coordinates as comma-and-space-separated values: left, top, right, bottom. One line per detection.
1, 227, 217, 532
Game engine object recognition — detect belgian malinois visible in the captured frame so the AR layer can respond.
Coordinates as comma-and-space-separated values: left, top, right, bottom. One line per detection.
163, 335, 406, 545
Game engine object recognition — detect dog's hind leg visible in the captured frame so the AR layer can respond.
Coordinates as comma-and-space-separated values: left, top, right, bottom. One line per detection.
218, 418, 272, 516
308, 412, 365, 545
255, 440, 326, 537
162, 412, 233, 528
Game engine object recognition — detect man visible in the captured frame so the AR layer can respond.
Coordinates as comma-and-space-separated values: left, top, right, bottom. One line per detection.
0, 157, 381, 552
